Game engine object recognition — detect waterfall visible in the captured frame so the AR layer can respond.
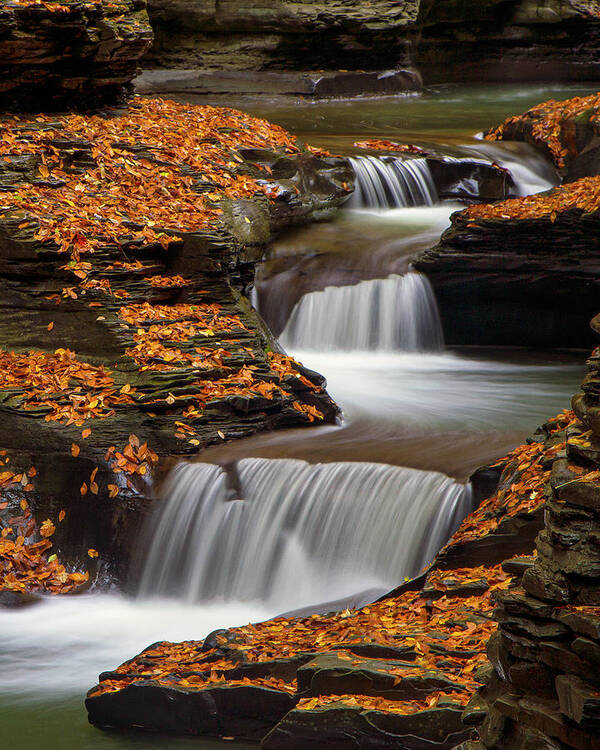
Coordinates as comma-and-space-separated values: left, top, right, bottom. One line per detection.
348, 156, 438, 209
139, 459, 472, 611
280, 271, 444, 352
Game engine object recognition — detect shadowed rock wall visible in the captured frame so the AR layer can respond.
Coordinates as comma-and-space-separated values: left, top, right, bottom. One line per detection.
0, 0, 153, 109
144, 0, 419, 71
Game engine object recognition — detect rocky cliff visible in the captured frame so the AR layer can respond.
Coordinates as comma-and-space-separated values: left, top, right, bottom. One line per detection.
144, 0, 418, 72
417, 0, 600, 83
0, 98, 350, 587
141, 0, 600, 84
0, 0, 153, 109
463, 319, 600, 750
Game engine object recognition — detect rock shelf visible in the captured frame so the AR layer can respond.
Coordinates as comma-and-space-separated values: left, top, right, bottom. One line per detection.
415, 93, 600, 348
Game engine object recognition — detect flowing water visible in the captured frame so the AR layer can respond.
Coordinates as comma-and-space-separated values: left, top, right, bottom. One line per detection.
347, 156, 438, 208
2, 83, 596, 749
140, 460, 471, 610
280, 272, 444, 352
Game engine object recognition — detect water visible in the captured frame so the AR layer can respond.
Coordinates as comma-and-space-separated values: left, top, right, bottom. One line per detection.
140, 459, 471, 611
2, 82, 595, 749
348, 156, 438, 208
280, 272, 444, 352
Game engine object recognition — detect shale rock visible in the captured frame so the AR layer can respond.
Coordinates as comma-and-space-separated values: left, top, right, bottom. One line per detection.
417, 0, 600, 84
0, 99, 349, 583
144, 0, 419, 72
0, 0, 153, 109
469, 329, 600, 749
415, 170, 600, 348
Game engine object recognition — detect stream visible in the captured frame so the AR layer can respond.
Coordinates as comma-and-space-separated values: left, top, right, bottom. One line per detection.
1, 83, 596, 749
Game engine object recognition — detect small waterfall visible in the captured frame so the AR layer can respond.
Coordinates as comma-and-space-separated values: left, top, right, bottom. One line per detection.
280, 271, 444, 352
139, 459, 472, 611
348, 156, 438, 209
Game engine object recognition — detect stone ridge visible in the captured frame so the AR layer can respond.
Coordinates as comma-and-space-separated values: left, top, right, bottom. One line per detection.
0, 0, 153, 109
0, 98, 351, 582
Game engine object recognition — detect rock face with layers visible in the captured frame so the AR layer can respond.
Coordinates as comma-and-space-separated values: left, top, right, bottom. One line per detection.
0, 0, 153, 109
417, 0, 600, 83
144, 0, 419, 71
465, 322, 600, 750
142, 0, 600, 85
415, 93, 600, 349
85, 411, 574, 747
0, 98, 349, 584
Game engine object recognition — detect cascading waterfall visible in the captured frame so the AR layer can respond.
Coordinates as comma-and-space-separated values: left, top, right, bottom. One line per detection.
348, 156, 438, 209
280, 271, 444, 352
139, 458, 472, 612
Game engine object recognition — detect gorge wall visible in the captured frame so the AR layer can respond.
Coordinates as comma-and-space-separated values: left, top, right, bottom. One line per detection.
142, 0, 600, 83
0, 0, 153, 109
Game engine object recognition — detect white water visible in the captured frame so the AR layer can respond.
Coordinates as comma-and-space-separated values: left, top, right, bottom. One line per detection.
280, 271, 444, 352
291, 350, 580, 432
139, 458, 471, 611
348, 156, 438, 208
0, 596, 269, 698
466, 140, 559, 196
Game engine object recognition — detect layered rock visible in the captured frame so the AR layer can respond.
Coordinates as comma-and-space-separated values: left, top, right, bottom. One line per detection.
465, 326, 600, 750
85, 412, 574, 747
142, 1, 600, 86
0, 98, 349, 584
417, 0, 600, 83
0, 0, 153, 109
415, 169, 600, 349
144, 0, 418, 72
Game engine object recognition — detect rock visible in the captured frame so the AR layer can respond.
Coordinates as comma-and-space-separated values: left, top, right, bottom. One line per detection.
0, 0, 153, 109
484, 92, 600, 176
296, 652, 462, 700
85, 681, 295, 740
261, 700, 471, 750
144, 0, 419, 72
416, 0, 600, 84
134, 68, 422, 99
556, 674, 600, 729
414, 176, 600, 348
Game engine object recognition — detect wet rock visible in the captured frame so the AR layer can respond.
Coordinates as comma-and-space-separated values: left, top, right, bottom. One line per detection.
135, 69, 422, 99
261, 700, 471, 750
296, 652, 462, 700
556, 674, 600, 730
86, 681, 295, 740
414, 184, 600, 349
